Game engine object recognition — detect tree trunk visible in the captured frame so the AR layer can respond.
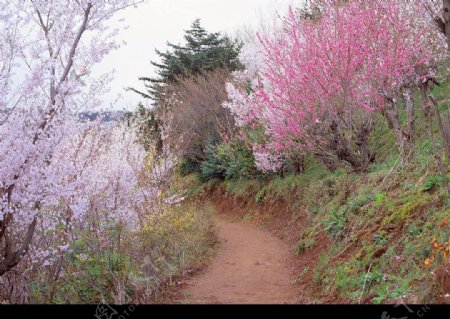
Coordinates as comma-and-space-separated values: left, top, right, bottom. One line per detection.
404, 87, 415, 146
420, 84, 432, 117
355, 120, 375, 170
426, 103, 450, 196
314, 152, 338, 172
293, 156, 305, 174
328, 119, 371, 173
381, 107, 394, 129
0, 218, 37, 276
432, 0, 450, 50
384, 96, 414, 154
429, 95, 450, 161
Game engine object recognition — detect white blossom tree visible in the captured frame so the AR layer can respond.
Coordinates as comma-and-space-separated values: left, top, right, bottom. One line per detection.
0, 0, 143, 277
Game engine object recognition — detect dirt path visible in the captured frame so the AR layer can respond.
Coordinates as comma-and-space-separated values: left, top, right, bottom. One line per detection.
179, 216, 298, 304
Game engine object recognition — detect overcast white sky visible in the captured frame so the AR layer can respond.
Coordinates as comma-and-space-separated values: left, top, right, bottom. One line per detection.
93, 0, 301, 111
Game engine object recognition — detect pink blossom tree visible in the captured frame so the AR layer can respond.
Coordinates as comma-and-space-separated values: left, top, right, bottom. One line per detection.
225, 18, 290, 174
226, 1, 433, 172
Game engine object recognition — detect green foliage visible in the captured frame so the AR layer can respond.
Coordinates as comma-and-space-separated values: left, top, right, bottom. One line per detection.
372, 278, 412, 304
132, 19, 242, 104
373, 232, 389, 245
178, 158, 202, 176
322, 208, 347, 239
312, 251, 332, 286
374, 193, 387, 207
417, 139, 434, 167
200, 139, 259, 181
422, 175, 443, 192
255, 188, 267, 203
294, 226, 319, 255
199, 147, 227, 181
351, 194, 373, 212
372, 284, 391, 304
294, 238, 316, 255
56, 236, 131, 303
382, 193, 431, 226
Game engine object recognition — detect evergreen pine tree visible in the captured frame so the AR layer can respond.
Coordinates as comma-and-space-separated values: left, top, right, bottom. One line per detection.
129, 19, 242, 105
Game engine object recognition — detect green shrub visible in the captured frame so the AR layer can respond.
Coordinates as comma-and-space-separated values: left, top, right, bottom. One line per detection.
200, 139, 260, 181
199, 146, 227, 181
422, 175, 443, 192
322, 208, 347, 239
178, 158, 201, 176
374, 193, 387, 207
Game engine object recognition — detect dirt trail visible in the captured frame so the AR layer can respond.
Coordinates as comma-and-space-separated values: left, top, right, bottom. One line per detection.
180, 216, 298, 304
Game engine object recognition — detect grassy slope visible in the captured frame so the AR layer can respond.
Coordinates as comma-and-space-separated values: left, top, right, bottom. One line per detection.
45, 202, 216, 304
170, 84, 450, 304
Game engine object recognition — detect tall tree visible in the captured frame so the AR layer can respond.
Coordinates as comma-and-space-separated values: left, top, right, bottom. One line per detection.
129, 19, 242, 104
0, 0, 143, 277
128, 19, 242, 159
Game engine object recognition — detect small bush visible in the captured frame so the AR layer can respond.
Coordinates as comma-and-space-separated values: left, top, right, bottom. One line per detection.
178, 158, 201, 176
199, 146, 226, 181
200, 139, 260, 181
374, 193, 387, 207
422, 175, 443, 192
322, 208, 347, 239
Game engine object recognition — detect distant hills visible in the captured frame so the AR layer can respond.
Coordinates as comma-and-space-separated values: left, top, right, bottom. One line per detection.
0, 110, 132, 123
78, 111, 130, 123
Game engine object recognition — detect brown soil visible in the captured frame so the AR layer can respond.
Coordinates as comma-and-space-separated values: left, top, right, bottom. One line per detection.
167, 184, 338, 304
207, 186, 334, 303
176, 215, 299, 304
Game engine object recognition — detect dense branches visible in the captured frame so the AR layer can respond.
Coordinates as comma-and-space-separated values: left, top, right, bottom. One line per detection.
165, 68, 237, 164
